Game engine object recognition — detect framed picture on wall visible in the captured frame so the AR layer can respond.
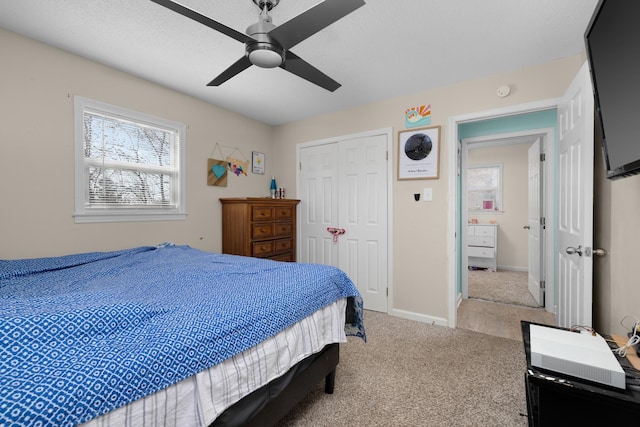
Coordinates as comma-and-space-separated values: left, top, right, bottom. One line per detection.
482, 200, 494, 210
252, 151, 265, 174
397, 125, 440, 180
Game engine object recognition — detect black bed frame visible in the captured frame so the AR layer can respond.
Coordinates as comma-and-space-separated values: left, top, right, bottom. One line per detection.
210, 297, 355, 426
210, 343, 339, 427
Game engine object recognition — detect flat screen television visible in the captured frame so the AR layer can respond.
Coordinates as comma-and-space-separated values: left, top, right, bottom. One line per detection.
584, 0, 640, 180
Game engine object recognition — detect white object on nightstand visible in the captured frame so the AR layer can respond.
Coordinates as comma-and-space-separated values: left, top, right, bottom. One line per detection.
530, 325, 625, 389
467, 223, 498, 270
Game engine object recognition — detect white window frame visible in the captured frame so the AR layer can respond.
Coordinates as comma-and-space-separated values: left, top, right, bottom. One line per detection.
467, 163, 503, 213
74, 96, 187, 223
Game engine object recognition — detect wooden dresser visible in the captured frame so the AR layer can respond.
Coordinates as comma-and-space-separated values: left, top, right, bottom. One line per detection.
220, 198, 300, 262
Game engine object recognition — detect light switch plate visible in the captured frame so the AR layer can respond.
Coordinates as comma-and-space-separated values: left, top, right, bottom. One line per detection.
423, 188, 433, 201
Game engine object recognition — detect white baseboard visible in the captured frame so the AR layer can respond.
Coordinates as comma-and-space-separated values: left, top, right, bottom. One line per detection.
390, 308, 449, 327
497, 265, 527, 272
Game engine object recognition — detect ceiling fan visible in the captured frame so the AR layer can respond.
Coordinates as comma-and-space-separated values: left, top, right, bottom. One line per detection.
150, 0, 365, 92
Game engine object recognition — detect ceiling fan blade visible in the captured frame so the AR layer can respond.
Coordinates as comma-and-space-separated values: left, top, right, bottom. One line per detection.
151, 0, 253, 44
280, 51, 340, 92
268, 0, 365, 50
207, 56, 253, 86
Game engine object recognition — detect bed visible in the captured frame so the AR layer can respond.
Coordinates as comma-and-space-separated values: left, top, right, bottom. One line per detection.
0, 243, 365, 426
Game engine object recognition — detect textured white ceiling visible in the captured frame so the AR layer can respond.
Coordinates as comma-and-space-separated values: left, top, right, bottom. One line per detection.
0, 0, 600, 125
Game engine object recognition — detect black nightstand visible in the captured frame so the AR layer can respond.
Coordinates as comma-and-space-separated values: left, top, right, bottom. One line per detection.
521, 321, 640, 426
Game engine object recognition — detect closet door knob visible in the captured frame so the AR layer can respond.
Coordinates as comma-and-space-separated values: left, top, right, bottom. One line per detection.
566, 246, 583, 256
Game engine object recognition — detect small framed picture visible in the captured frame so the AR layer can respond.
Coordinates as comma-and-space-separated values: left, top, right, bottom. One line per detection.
252, 151, 265, 174
482, 200, 494, 210
397, 126, 440, 180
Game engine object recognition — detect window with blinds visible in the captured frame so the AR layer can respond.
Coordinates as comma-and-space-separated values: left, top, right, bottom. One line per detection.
74, 96, 186, 223
467, 164, 502, 212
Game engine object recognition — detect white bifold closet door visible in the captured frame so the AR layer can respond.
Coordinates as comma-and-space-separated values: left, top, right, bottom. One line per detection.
299, 133, 388, 312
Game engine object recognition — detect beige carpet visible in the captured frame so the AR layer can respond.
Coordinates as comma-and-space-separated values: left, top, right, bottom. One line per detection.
468, 269, 539, 308
278, 310, 529, 426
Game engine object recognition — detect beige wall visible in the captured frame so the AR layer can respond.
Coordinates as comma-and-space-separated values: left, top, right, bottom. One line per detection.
5, 28, 632, 335
468, 143, 531, 270
0, 29, 273, 259
593, 137, 640, 336
272, 56, 584, 322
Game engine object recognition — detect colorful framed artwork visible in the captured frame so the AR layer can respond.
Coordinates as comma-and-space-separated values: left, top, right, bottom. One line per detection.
207, 158, 228, 187
482, 200, 494, 210
252, 151, 265, 174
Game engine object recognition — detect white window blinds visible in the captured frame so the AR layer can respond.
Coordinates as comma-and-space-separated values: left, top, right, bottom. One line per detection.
467, 164, 502, 212
74, 96, 186, 223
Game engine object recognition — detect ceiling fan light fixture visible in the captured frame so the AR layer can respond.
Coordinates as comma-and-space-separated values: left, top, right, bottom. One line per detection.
152, 0, 365, 90
246, 43, 284, 68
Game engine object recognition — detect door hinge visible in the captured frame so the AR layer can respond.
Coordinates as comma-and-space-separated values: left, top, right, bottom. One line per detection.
540, 217, 546, 229
540, 280, 546, 291
386, 151, 389, 161
299, 161, 302, 170
386, 288, 388, 297
540, 153, 546, 162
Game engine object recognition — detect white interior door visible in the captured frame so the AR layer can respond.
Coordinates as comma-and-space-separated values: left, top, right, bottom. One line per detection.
527, 138, 543, 305
299, 132, 389, 312
299, 143, 339, 267
337, 135, 388, 312
557, 62, 594, 328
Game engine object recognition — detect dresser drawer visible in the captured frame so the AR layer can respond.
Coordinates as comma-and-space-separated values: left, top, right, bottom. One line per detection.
252, 206, 274, 221
274, 222, 293, 237
252, 223, 274, 239
468, 235, 495, 247
252, 221, 293, 239
273, 238, 293, 254
269, 252, 294, 262
469, 225, 495, 237
275, 206, 294, 220
253, 239, 292, 257
252, 241, 274, 257
468, 257, 495, 268
468, 246, 495, 258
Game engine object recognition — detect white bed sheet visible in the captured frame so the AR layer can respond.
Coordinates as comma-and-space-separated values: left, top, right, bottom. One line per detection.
81, 298, 347, 427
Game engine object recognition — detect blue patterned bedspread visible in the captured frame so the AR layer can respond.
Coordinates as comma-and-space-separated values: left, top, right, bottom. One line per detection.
0, 245, 365, 426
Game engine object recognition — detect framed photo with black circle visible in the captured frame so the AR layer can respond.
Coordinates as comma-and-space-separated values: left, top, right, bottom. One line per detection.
397, 125, 440, 180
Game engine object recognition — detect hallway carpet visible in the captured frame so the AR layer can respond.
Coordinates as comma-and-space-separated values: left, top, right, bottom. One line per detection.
468, 269, 539, 308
